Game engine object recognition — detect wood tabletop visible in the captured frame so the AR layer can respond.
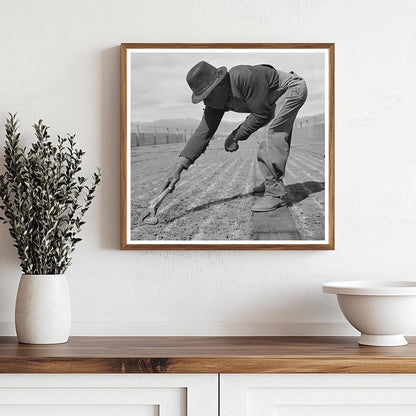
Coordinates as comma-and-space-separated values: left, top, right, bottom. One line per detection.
0, 336, 416, 373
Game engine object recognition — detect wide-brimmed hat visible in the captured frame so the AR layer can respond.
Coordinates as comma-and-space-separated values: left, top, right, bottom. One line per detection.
186, 61, 227, 104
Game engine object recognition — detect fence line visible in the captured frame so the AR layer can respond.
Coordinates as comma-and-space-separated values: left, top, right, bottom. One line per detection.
292, 122, 324, 142
131, 121, 325, 147
131, 126, 195, 147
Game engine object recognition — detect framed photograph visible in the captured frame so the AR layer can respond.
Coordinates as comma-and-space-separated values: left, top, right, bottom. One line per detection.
121, 43, 334, 250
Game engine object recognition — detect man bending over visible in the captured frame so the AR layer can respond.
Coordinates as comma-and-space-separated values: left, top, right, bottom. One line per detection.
162, 61, 307, 212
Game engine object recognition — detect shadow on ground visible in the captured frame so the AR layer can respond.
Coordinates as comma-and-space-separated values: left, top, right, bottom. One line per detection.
163, 181, 324, 225
135, 181, 324, 229
165, 192, 253, 224
285, 181, 325, 205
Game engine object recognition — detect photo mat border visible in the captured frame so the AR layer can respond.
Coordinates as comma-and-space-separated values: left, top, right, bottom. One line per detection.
120, 43, 334, 250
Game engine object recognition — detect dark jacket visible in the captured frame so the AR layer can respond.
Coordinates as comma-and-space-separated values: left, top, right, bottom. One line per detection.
179, 64, 287, 167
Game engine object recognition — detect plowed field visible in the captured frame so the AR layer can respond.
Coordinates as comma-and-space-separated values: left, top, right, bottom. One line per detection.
130, 136, 325, 241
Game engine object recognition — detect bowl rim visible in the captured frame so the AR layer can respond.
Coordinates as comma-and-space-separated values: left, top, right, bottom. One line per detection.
322, 281, 416, 296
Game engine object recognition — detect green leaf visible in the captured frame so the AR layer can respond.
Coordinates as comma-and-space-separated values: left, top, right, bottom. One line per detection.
0, 113, 101, 274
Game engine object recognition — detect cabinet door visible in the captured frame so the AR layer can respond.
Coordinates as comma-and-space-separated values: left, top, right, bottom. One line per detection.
0, 374, 217, 416
221, 374, 416, 416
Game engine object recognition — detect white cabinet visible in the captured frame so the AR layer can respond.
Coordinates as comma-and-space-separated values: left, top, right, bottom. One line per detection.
3, 373, 416, 415
0, 374, 218, 416
220, 374, 416, 416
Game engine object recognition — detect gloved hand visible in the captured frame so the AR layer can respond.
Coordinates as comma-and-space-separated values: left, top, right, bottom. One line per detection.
224, 131, 239, 152
162, 163, 183, 192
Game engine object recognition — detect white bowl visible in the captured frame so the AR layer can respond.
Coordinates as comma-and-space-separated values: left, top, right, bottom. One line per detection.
323, 281, 416, 346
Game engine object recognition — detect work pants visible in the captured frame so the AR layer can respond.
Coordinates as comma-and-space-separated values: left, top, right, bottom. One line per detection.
257, 72, 308, 196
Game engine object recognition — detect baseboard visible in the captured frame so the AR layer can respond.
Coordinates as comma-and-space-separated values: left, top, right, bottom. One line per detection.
0, 321, 359, 336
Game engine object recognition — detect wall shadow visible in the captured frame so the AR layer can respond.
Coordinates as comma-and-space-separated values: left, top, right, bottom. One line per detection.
99, 46, 121, 250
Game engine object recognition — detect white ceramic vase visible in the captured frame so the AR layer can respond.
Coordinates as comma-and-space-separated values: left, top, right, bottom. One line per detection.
15, 274, 71, 344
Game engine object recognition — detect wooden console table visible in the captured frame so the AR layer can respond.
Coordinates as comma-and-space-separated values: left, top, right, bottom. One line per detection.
2, 336, 416, 415
0, 335, 416, 373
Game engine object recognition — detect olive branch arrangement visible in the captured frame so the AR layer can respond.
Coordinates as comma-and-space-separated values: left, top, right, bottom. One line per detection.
0, 114, 101, 275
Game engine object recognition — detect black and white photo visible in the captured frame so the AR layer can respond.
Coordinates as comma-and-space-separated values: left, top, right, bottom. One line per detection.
121, 44, 334, 249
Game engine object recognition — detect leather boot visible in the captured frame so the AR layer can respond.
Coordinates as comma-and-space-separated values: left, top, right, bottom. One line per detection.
251, 196, 286, 212
252, 182, 265, 194
265, 179, 287, 197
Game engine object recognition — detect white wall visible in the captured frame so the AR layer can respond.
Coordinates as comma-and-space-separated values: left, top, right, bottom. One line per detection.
0, 0, 415, 336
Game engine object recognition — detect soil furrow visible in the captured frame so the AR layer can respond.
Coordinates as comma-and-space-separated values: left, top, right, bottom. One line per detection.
192, 159, 254, 240
290, 152, 325, 173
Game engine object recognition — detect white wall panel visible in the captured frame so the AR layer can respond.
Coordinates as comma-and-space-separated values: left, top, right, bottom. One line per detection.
0, 0, 415, 336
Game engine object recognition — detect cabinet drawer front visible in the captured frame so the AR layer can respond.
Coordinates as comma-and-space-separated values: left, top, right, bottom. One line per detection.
0, 406, 158, 416
0, 374, 217, 416
221, 374, 416, 416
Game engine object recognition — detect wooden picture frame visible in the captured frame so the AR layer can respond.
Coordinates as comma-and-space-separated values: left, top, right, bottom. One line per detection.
121, 43, 334, 250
